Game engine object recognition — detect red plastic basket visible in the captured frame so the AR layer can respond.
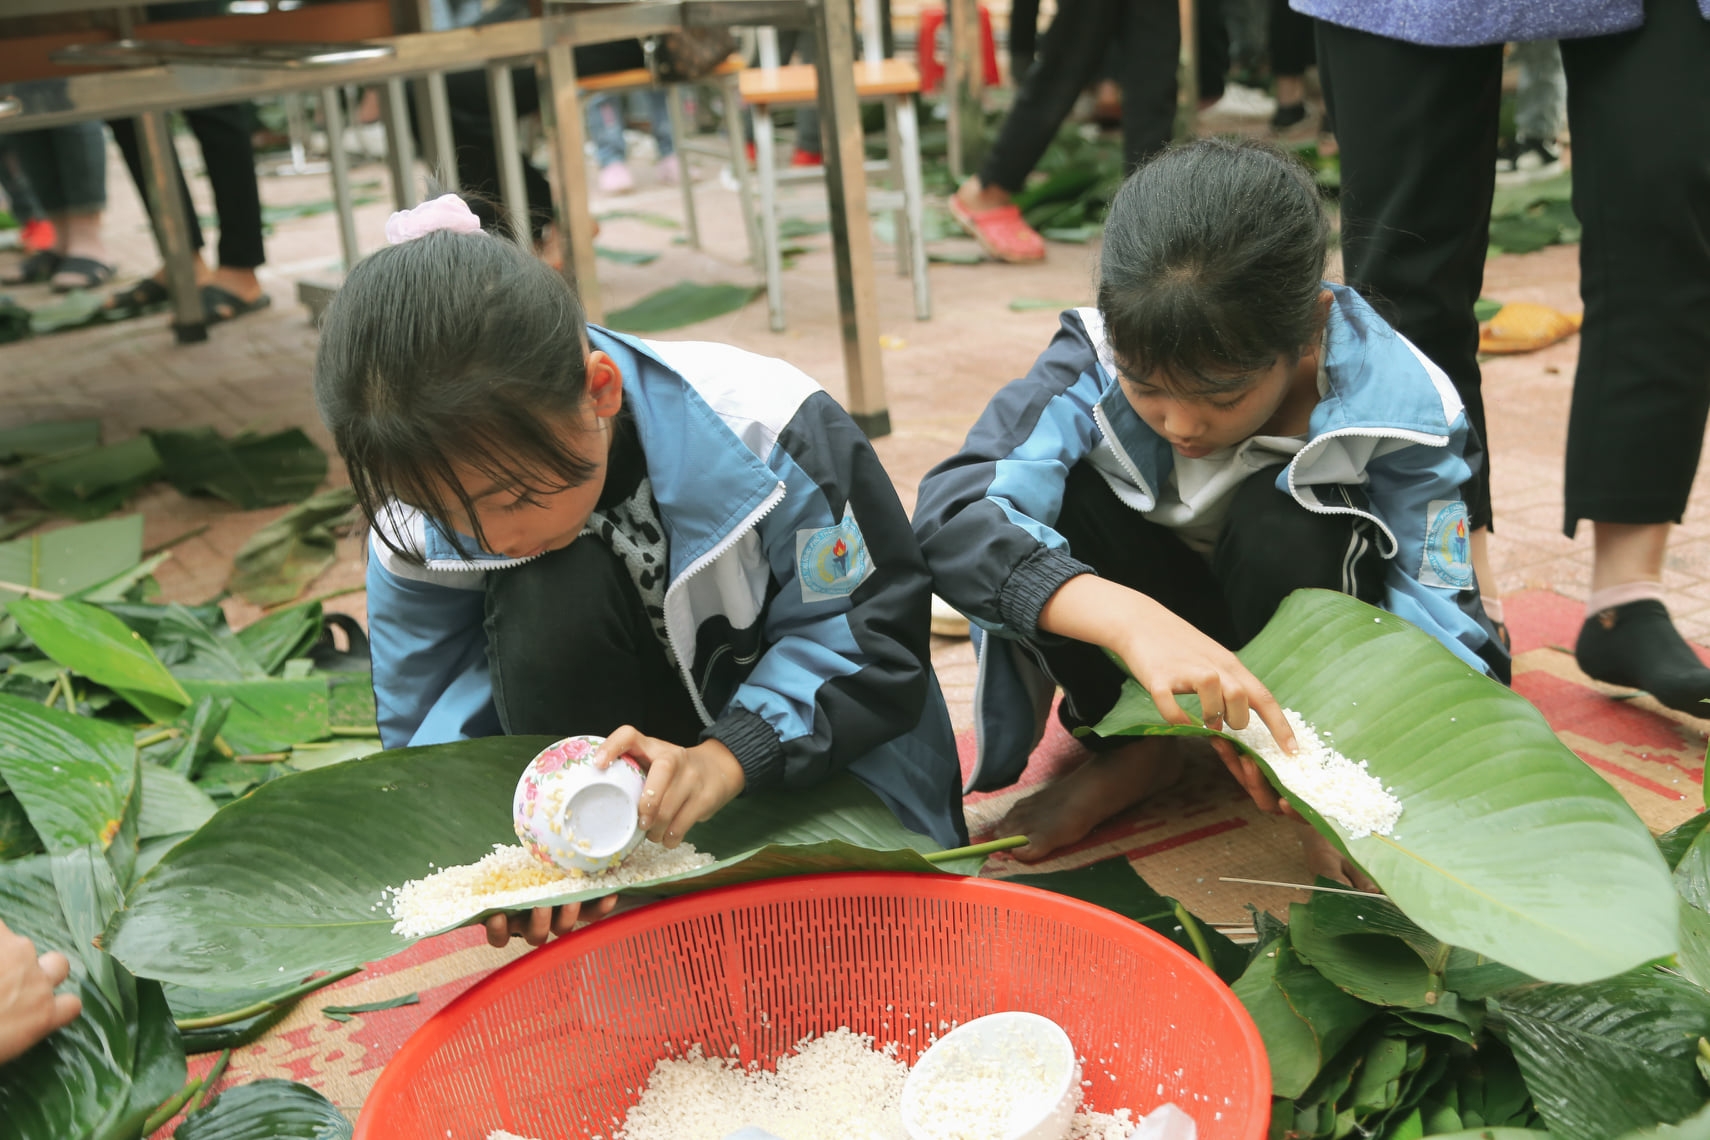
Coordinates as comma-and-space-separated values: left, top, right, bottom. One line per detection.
355, 872, 1271, 1140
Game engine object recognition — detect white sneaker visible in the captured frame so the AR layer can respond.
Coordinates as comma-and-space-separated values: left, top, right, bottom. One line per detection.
1204, 82, 1277, 119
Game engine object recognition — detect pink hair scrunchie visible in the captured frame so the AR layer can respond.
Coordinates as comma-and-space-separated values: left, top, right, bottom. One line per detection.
384, 193, 483, 245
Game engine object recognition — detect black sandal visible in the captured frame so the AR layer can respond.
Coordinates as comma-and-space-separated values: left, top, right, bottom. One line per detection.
2, 250, 62, 286
102, 277, 172, 320
200, 283, 272, 325
49, 256, 117, 293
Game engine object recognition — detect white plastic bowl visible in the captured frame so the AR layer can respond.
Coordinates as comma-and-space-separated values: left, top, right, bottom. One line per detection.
512, 735, 646, 875
900, 1011, 1080, 1140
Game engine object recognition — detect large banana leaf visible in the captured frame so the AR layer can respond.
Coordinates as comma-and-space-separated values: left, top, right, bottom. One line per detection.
1093, 589, 1676, 984
0, 848, 186, 1140
106, 737, 979, 989
179, 678, 328, 754
1494, 971, 1710, 1140
0, 693, 135, 854
147, 427, 326, 510
172, 1080, 351, 1140
8, 597, 190, 722
0, 514, 143, 603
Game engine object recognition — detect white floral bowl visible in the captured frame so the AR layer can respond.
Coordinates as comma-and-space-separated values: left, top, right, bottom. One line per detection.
512, 735, 646, 875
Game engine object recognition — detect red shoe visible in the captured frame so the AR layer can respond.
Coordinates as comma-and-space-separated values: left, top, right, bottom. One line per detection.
21, 218, 56, 254
947, 194, 1045, 263
790, 149, 823, 167
745, 142, 756, 166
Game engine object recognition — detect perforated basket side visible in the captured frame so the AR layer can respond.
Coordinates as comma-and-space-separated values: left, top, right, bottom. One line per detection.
355, 872, 1271, 1140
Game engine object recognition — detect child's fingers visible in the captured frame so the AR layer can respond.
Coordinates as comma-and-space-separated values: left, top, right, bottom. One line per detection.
637, 749, 678, 829
36, 951, 69, 988
1148, 684, 1191, 726
647, 777, 697, 846
1222, 687, 1251, 733
594, 725, 647, 770
483, 913, 510, 948
550, 904, 581, 938
521, 906, 554, 947
1249, 687, 1297, 755
1196, 674, 1226, 729
51, 991, 81, 1031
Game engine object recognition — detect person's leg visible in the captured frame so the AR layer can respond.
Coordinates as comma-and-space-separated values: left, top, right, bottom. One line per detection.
1198, 0, 1230, 105
181, 103, 268, 315
485, 538, 704, 743
1213, 466, 1385, 642
586, 92, 635, 194
1513, 39, 1566, 146
1561, 0, 1710, 713
1115, 0, 1182, 170
1008, 0, 1041, 81
1269, 0, 1316, 126
39, 123, 112, 290
1316, 22, 1502, 598
106, 116, 212, 310
998, 462, 1236, 861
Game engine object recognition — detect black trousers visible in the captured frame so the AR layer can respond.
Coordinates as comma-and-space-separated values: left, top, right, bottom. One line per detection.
438, 35, 645, 240
485, 537, 704, 744
109, 104, 267, 270
1038, 462, 1384, 741
1269, 0, 1316, 76
978, 0, 1179, 191
1318, 0, 1710, 535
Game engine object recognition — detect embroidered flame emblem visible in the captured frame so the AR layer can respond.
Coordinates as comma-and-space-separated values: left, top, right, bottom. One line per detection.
832, 538, 848, 558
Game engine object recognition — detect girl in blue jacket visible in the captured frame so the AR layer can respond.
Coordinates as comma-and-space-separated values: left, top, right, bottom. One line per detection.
914, 139, 1507, 878
314, 196, 967, 945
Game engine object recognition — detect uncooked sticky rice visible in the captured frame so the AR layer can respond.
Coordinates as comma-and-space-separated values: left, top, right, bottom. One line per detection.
385, 840, 714, 939
1227, 708, 1403, 839
610, 1029, 1143, 1140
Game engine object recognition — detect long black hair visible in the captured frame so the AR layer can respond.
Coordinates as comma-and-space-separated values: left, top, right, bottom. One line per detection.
1096, 137, 1330, 394
314, 227, 596, 558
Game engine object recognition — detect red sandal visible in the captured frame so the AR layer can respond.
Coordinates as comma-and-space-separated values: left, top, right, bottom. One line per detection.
948, 194, 1045, 263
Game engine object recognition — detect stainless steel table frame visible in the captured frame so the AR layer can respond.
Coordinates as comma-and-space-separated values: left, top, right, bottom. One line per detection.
0, 0, 891, 435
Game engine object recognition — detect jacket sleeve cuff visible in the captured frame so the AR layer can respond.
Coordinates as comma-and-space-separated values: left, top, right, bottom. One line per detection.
998, 545, 1095, 638
704, 708, 786, 792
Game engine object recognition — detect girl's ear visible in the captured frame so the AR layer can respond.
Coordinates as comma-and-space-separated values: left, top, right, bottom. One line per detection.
584, 350, 625, 420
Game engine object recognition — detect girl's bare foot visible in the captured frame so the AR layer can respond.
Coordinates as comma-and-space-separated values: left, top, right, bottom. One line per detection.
998, 736, 1191, 863
1299, 822, 1379, 892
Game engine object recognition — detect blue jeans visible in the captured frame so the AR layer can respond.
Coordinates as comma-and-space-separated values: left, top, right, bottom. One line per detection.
4, 123, 107, 215
586, 90, 674, 168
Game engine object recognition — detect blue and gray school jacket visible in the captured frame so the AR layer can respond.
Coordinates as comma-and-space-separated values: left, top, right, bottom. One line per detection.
365, 326, 968, 846
913, 283, 1507, 792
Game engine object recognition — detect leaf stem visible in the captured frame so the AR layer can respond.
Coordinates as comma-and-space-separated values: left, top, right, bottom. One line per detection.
212, 735, 235, 759
922, 835, 1029, 864
326, 725, 380, 738
0, 577, 63, 600
142, 1076, 204, 1135
234, 752, 291, 764
172, 966, 362, 1030
1174, 902, 1217, 971
135, 727, 182, 749
264, 582, 365, 614
182, 1048, 232, 1116
41, 673, 63, 709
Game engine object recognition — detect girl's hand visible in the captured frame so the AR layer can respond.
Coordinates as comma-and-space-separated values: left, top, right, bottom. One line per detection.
1038, 576, 1297, 754
0, 919, 82, 1064
483, 896, 618, 949
1209, 737, 1298, 818
595, 728, 746, 847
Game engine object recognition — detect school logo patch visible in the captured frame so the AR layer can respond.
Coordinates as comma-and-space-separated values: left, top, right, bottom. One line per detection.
1420, 499, 1475, 590
796, 510, 872, 603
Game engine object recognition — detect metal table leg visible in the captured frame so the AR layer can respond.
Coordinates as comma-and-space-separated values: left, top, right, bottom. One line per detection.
721, 71, 762, 269
539, 44, 602, 320
381, 76, 419, 208
666, 84, 700, 250
945, 0, 984, 181
134, 110, 206, 344
753, 102, 784, 331
811, 0, 889, 436
321, 85, 361, 271
486, 62, 533, 251
425, 71, 458, 191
